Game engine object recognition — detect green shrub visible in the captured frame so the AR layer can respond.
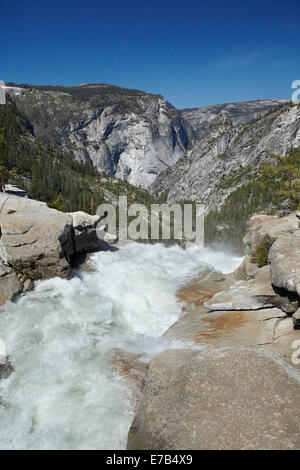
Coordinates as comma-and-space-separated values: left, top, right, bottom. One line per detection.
48, 193, 64, 212
218, 153, 228, 159
250, 234, 276, 267
205, 148, 300, 250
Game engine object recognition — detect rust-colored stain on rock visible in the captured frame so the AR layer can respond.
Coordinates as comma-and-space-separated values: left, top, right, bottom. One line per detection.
109, 348, 149, 407
177, 286, 215, 309
194, 294, 214, 306
194, 312, 248, 342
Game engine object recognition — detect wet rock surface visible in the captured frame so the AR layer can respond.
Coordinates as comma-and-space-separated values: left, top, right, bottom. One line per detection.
109, 348, 149, 410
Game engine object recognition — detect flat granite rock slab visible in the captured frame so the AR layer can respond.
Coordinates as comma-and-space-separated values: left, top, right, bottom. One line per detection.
177, 271, 235, 314
203, 265, 288, 311
127, 348, 300, 450
163, 307, 286, 348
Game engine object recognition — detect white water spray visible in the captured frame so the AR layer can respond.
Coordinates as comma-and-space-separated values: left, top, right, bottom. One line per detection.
0, 243, 242, 449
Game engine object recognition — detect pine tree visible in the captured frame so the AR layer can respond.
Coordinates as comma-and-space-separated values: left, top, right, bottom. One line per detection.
0, 134, 8, 192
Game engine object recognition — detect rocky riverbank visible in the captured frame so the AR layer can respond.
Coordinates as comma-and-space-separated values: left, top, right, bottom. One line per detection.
127, 211, 300, 450
1, 192, 300, 449
0, 193, 106, 306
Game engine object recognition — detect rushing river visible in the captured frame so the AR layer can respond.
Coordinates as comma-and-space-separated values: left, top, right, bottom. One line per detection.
0, 243, 242, 450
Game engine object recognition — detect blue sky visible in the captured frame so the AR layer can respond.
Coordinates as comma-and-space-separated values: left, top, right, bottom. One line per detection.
1, 0, 300, 108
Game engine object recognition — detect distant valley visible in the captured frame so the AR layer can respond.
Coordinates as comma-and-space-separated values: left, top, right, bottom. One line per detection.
1, 83, 300, 249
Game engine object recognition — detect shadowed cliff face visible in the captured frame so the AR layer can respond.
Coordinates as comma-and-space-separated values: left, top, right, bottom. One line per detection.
62, 100, 190, 188
152, 101, 300, 212
8, 84, 190, 189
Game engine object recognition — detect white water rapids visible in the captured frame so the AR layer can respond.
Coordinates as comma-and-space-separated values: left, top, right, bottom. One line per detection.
0, 243, 242, 450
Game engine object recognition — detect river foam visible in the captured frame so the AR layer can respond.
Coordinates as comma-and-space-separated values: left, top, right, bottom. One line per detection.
0, 243, 242, 449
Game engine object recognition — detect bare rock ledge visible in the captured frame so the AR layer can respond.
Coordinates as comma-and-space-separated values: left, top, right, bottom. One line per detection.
0, 193, 105, 306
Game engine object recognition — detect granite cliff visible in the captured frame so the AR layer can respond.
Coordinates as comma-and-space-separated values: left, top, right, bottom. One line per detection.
6, 84, 189, 189
152, 100, 300, 212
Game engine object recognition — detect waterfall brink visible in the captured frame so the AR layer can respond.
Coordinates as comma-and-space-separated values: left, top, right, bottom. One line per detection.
0, 242, 242, 450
